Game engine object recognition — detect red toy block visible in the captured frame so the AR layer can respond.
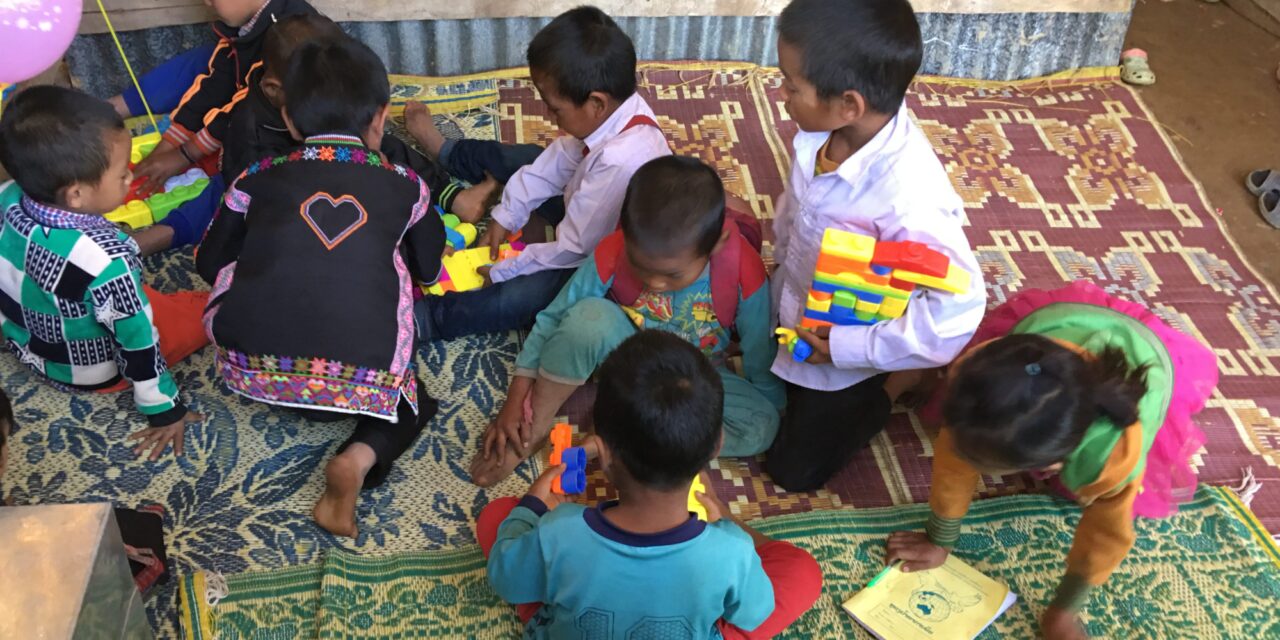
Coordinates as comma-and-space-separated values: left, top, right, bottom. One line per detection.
888, 276, 917, 292
872, 241, 949, 278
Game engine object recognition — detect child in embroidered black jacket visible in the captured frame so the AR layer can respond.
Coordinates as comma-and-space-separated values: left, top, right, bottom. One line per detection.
196, 37, 445, 538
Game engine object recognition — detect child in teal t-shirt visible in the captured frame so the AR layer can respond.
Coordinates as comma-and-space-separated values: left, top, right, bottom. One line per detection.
469, 156, 785, 487
476, 329, 822, 639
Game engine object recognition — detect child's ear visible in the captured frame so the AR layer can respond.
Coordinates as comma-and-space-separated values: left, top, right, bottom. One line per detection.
60, 182, 87, 211
364, 103, 390, 151
281, 107, 303, 142
709, 220, 733, 254
260, 76, 284, 109
839, 89, 869, 123
586, 91, 611, 120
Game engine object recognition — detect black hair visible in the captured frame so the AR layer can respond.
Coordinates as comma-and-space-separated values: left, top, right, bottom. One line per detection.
942, 334, 1150, 471
778, 0, 923, 114
527, 5, 637, 105
620, 155, 725, 258
283, 36, 390, 138
0, 387, 10, 448
0, 86, 125, 204
262, 14, 347, 78
593, 330, 723, 491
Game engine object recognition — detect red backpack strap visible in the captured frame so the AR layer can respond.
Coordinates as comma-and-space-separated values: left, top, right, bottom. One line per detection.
621, 114, 660, 133
595, 230, 644, 306
709, 217, 768, 330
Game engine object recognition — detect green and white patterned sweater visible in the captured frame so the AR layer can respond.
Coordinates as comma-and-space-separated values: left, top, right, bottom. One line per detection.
0, 195, 185, 426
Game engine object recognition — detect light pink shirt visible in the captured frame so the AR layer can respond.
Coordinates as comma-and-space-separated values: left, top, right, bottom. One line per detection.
488, 93, 671, 283
770, 106, 987, 391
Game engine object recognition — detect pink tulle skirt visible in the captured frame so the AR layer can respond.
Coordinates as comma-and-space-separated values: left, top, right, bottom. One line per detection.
938, 281, 1218, 519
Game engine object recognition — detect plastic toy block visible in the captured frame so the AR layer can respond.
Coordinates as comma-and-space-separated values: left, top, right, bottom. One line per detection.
800, 316, 832, 330
871, 240, 950, 278
854, 300, 881, 315
423, 242, 523, 295
890, 262, 971, 294
148, 178, 209, 222
804, 307, 875, 327
106, 200, 153, 230
831, 290, 858, 310
688, 474, 708, 520
163, 168, 206, 193
878, 296, 908, 318
549, 423, 586, 495
820, 228, 876, 263
130, 132, 162, 165
775, 327, 813, 362
438, 209, 479, 251
806, 292, 832, 313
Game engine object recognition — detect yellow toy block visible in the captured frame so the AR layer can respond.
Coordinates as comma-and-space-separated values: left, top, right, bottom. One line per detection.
130, 132, 162, 165
820, 228, 876, 263
890, 262, 971, 294
688, 474, 708, 521
105, 200, 153, 230
424, 243, 520, 295
806, 292, 832, 313
878, 296, 909, 319
855, 299, 881, 315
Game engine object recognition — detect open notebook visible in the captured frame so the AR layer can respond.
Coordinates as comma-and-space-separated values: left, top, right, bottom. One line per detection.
842, 556, 1017, 640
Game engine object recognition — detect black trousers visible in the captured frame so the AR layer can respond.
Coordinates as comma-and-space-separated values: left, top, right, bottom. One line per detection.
297, 378, 438, 489
764, 374, 892, 492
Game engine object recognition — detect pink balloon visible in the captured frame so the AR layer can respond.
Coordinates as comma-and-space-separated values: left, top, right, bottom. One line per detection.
0, 0, 84, 84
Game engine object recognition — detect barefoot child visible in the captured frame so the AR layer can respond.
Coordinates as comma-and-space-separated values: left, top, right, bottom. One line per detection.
0, 87, 207, 460
478, 330, 822, 638
885, 281, 1217, 640
470, 156, 784, 486
764, 0, 986, 492
196, 38, 446, 537
410, 6, 671, 341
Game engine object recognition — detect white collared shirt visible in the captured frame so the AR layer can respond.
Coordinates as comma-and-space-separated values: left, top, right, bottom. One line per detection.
770, 106, 987, 391
488, 93, 671, 283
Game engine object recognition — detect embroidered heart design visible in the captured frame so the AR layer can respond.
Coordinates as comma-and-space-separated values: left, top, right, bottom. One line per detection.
300, 192, 368, 250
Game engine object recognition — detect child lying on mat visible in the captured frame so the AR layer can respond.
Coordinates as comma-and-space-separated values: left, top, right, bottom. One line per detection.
469, 156, 784, 487
408, 6, 672, 342
0, 87, 208, 460
885, 281, 1217, 640
764, 0, 986, 493
196, 37, 445, 538
478, 330, 821, 639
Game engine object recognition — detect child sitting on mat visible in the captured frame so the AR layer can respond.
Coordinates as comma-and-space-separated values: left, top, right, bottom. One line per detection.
0, 87, 207, 460
885, 281, 1217, 640
195, 37, 445, 538
764, 0, 986, 492
126, 0, 319, 255
479, 329, 822, 639
409, 6, 672, 342
469, 156, 784, 487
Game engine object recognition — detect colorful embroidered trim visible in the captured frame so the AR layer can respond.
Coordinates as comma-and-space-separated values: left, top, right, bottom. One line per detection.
216, 348, 413, 419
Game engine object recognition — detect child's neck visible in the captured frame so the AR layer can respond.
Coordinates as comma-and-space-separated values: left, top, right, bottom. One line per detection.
604, 484, 694, 534
579, 101, 623, 141
825, 111, 894, 166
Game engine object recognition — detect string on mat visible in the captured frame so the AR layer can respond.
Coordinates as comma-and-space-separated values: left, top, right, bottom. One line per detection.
94, 0, 157, 131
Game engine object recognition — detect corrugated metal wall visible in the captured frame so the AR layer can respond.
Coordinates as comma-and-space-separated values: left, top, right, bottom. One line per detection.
66, 11, 1134, 97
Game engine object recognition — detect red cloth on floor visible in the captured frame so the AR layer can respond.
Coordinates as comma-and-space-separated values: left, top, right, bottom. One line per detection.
476, 496, 823, 636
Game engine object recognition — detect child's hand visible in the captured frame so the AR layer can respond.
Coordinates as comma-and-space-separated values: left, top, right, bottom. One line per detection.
482, 392, 532, 462
129, 411, 202, 460
481, 221, 511, 261
526, 463, 568, 510
885, 531, 949, 572
476, 264, 494, 288
694, 472, 727, 523
795, 326, 833, 364
1041, 606, 1087, 640
133, 147, 190, 197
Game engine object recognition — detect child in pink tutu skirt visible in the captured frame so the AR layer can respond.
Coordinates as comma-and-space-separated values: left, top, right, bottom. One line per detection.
885, 281, 1217, 640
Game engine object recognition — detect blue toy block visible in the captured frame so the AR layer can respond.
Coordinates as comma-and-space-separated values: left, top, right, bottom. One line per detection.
558, 446, 587, 494
803, 308, 877, 326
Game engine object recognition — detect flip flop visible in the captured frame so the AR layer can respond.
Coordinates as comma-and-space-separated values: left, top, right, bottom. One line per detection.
1245, 169, 1280, 196
1120, 48, 1156, 86
1261, 190, 1280, 229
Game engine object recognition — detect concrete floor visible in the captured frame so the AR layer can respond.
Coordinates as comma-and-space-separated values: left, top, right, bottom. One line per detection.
1126, 0, 1280, 285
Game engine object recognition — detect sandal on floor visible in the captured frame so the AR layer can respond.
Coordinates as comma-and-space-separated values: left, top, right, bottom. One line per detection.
1261, 190, 1280, 229
1245, 169, 1280, 196
1120, 48, 1156, 86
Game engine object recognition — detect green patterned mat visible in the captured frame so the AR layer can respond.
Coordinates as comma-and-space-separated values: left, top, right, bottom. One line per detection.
179, 486, 1280, 639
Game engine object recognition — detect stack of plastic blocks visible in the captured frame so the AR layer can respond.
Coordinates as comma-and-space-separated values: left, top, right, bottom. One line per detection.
438, 210, 478, 251
424, 241, 524, 295
800, 228, 970, 330
106, 159, 209, 231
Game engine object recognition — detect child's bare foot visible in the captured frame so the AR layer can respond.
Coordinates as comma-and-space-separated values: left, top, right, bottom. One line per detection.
468, 440, 528, 487
404, 101, 446, 160
313, 447, 370, 538
451, 174, 501, 224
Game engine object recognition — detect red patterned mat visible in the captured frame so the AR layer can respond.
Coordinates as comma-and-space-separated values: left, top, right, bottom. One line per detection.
499, 63, 1280, 534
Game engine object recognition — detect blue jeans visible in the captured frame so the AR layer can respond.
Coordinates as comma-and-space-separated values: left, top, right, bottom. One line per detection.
414, 138, 574, 341
122, 44, 218, 117
160, 174, 224, 248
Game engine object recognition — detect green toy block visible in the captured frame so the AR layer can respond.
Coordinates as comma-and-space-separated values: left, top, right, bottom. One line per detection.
148, 178, 209, 222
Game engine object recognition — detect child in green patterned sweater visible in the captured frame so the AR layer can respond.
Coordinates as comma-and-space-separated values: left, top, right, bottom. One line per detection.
0, 86, 208, 461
